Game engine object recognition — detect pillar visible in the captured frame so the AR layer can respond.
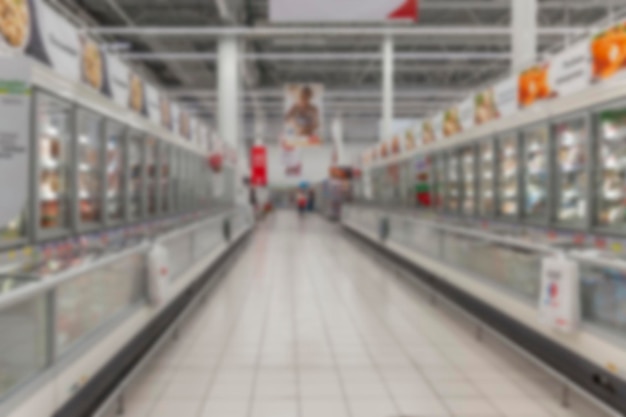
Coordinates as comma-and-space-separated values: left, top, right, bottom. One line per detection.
217, 35, 240, 203
382, 35, 394, 142
512, 0, 537, 71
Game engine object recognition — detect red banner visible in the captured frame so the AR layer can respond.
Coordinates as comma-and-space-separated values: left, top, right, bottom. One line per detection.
250, 145, 267, 186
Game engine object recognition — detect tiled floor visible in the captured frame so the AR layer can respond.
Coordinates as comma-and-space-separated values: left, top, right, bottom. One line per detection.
118, 212, 614, 417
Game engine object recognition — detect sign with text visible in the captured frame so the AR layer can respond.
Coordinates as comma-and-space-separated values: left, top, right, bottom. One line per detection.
250, 145, 267, 186
270, 0, 418, 22
539, 256, 579, 333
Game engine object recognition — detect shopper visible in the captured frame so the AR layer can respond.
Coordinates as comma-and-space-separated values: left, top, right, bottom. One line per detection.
308, 189, 316, 212
296, 190, 308, 216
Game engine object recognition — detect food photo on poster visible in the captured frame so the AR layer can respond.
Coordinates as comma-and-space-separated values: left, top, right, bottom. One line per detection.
282, 83, 323, 147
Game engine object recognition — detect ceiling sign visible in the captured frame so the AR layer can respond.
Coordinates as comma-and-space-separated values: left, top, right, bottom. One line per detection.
269, 0, 418, 23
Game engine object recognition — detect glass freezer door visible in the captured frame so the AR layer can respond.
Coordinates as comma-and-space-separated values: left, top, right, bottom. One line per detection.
76, 108, 104, 226
479, 140, 495, 216
554, 117, 588, 226
127, 134, 144, 221
416, 156, 432, 208
146, 137, 158, 216
462, 146, 477, 215
160, 144, 170, 214
447, 152, 461, 213
596, 108, 626, 227
498, 134, 520, 217
522, 125, 549, 220
36, 92, 73, 234
433, 154, 447, 211
105, 120, 125, 223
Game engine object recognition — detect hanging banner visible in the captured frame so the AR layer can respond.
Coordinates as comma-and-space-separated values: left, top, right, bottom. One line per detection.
282, 83, 324, 147
269, 0, 418, 22
0, 57, 30, 236
250, 145, 267, 187
539, 256, 580, 333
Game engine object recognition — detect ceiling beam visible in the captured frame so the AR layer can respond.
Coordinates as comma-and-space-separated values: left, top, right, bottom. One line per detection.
118, 50, 510, 62
167, 88, 468, 100
85, 25, 588, 38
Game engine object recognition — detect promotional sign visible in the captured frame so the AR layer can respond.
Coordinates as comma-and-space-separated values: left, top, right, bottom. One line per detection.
282, 83, 324, 147
422, 120, 436, 145
270, 0, 418, 22
0, 57, 30, 233
519, 41, 590, 108
250, 145, 267, 187
443, 106, 462, 138
147, 243, 171, 306
474, 76, 517, 125
401, 125, 415, 152
0, 0, 209, 144
539, 256, 580, 333
282, 142, 302, 177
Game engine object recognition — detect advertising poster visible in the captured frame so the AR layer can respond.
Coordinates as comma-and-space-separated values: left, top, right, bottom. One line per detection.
443, 107, 462, 138
404, 125, 417, 152
282, 83, 324, 147
591, 21, 626, 82
146, 85, 160, 126
270, 0, 418, 22
282, 142, 302, 177
539, 256, 580, 333
250, 145, 267, 186
431, 113, 444, 142
474, 76, 517, 125
458, 96, 475, 131
159, 95, 173, 131
422, 120, 435, 145
391, 135, 402, 155
380, 141, 390, 159
0, 57, 30, 234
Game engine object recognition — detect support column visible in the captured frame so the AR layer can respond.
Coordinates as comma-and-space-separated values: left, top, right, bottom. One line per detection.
217, 35, 240, 203
512, 0, 537, 71
382, 35, 394, 142
218, 35, 240, 148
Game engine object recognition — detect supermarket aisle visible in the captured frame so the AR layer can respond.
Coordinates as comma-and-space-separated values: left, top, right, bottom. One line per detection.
120, 212, 612, 417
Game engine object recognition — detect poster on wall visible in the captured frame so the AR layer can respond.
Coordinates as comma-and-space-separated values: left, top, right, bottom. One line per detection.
270, 0, 418, 22
0, 57, 30, 235
282, 83, 323, 147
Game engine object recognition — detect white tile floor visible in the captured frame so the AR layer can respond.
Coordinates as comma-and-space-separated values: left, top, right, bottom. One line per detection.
118, 213, 614, 417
